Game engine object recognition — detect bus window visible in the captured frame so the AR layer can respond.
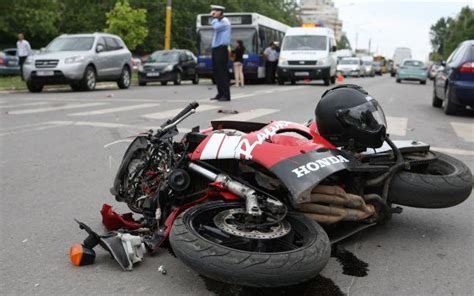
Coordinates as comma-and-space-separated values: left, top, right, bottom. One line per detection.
198, 28, 257, 56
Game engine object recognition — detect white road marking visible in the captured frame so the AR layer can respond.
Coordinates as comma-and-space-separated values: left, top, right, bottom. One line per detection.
142, 104, 218, 119
0, 121, 71, 137
48, 120, 191, 133
450, 122, 474, 142
229, 86, 309, 100
386, 116, 408, 136
217, 108, 279, 121
7, 103, 107, 115
0, 102, 49, 109
68, 103, 159, 116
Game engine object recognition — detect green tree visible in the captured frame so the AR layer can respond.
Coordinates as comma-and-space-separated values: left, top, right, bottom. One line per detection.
444, 6, 474, 57
337, 33, 351, 50
105, 0, 148, 50
429, 17, 452, 57
0, 0, 62, 48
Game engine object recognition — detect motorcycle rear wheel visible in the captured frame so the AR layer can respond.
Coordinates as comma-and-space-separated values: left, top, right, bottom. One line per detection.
388, 151, 472, 208
170, 201, 331, 287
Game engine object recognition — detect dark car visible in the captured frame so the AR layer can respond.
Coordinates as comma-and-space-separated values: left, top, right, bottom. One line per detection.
138, 50, 199, 86
0, 48, 20, 75
433, 40, 474, 115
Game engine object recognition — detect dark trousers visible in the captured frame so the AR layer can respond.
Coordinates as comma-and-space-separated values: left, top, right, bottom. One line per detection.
265, 61, 277, 84
212, 46, 230, 100
19, 56, 27, 80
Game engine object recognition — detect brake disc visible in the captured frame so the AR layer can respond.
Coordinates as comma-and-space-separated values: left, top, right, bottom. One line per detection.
213, 208, 291, 239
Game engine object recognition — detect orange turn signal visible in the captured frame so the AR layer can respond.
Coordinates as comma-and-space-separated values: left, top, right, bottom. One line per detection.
69, 243, 95, 266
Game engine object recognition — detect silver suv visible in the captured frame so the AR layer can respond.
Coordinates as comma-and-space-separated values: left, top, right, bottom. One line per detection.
23, 33, 132, 92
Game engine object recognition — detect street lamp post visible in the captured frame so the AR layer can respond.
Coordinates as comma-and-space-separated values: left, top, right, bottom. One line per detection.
164, 0, 172, 49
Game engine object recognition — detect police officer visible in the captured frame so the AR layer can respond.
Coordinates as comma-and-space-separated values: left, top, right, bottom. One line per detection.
209, 5, 231, 102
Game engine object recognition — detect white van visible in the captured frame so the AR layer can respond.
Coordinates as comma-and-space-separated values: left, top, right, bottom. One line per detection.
391, 47, 412, 76
277, 27, 337, 85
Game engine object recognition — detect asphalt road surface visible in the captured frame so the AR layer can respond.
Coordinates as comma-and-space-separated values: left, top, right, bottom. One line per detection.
1, 76, 473, 295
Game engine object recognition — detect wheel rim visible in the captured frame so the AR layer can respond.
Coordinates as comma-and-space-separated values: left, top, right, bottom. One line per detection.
87, 70, 96, 89
195, 74, 199, 82
176, 73, 181, 83
123, 69, 130, 86
187, 203, 315, 253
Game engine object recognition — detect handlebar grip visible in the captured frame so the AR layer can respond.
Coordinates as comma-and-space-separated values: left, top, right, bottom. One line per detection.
161, 101, 199, 128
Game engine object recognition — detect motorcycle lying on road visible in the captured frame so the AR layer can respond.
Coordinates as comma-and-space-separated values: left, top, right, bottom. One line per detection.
71, 85, 472, 287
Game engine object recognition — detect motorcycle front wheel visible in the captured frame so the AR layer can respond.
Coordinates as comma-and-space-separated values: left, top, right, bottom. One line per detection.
170, 201, 331, 287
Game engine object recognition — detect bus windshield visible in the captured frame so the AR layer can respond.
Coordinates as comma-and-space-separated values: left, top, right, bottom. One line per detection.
198, 28, 257, 56
282, 35, 327, 51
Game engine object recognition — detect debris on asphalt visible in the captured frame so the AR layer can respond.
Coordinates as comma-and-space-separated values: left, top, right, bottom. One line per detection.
158, 265, 167, 275
34, 283, 40, 287
22, 239, 28, 243
217, 109, 238, 114
106, 93, 114, 98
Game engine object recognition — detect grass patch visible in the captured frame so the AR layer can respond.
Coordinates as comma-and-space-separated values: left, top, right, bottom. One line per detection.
0, 75, 26, 90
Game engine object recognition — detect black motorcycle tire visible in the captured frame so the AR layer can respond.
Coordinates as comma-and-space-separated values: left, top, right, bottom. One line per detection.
170, 201, 331, 287
388, 152, 472, 208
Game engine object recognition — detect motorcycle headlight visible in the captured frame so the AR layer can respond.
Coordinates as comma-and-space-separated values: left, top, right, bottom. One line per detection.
164, 64, 174, 72
65, 56, 85, 64
24, 56, 33, 65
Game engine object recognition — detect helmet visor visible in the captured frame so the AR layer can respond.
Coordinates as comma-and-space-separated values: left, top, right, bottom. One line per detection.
337, 99, 387, 132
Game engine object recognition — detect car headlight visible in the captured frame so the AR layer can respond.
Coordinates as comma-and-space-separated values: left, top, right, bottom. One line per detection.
278, 58, 288, 66
24, 56, 33, 65
138, 65, 144, 72
65, 56, 85, 64
317, 58, 327, 66
164, 64, 174, 72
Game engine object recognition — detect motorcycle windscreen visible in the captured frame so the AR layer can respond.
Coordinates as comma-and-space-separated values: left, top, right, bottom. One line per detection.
269, 149, 357, 207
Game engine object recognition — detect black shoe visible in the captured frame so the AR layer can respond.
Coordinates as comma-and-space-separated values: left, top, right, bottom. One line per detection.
210, 96, 220, 100
217, 98, 230, 102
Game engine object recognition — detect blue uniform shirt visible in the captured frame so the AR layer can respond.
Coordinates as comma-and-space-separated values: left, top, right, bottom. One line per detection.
211, 17, 231, 48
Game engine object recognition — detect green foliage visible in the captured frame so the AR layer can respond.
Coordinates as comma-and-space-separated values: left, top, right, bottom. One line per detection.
430, 6, 474, 59
337, 33, 351, 50
0, 0, 299, 53
0, 0, 62, 48
105, 0, 148, 50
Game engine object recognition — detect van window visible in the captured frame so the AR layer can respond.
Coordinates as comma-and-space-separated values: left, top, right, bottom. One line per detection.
282, 35, 327, 51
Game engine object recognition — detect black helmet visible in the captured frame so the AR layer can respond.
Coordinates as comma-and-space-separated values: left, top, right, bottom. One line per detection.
315, 84, 387, 148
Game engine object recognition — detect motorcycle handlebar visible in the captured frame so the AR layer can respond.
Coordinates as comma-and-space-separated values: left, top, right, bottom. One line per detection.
161, 101, 199, 128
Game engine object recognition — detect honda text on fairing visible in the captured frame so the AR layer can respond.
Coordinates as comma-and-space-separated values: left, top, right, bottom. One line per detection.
70, 84, 472, 287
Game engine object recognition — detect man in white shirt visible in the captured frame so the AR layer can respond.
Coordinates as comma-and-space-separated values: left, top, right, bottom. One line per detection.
263, 42, 278, 84
17, 33, 32, 80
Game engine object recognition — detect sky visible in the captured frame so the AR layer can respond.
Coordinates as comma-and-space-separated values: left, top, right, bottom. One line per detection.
333, 0, 473, 60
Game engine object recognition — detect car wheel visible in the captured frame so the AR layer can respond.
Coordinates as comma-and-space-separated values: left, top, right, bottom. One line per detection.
420, 80, 426, 85
117, 66, 131, 89
192, 73, 199, 85
174, 72, 182, 85
330, 75, 336, 84
161, 81, 168, 86
290, 79, 296, 85
26, 80, 43, 93
277, 78, 285, 85
396, 78, 401, 83
443, 85, 459, 115
432, 83, 442, 108
391, 72, 395, 77
80, 66, 96, 91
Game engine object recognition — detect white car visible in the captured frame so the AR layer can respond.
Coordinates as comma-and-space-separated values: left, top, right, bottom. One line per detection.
337, 57, 366, 77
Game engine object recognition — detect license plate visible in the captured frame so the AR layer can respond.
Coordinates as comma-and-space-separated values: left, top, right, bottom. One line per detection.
147, 72, 160, 77
37, 70, 54, 76
295, 72, 309, 76
8, 61, 17, 66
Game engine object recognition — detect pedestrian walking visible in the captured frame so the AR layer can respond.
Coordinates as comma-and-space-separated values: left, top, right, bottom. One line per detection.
232, 40, 245, 88
263, 42, 278, 84
16, 33, 32, 81
209, 5, 231, 102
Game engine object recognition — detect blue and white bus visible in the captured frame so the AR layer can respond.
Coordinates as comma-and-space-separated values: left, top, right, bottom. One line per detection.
196, 13, 290, 82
